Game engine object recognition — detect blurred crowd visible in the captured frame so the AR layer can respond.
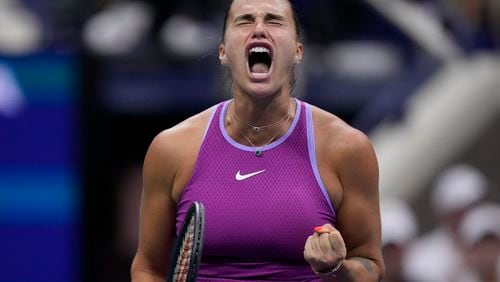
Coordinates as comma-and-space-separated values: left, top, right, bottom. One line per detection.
1, 0, 498, 55
1, 0, 498, 125
381, 163, 500, 282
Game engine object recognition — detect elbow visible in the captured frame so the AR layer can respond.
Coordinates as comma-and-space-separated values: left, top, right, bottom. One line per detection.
130, 255, 166, 282
375, 258, 385, 282
130, 256, 142, 281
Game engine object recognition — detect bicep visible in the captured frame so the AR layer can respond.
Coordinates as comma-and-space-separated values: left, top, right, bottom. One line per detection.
133, 135, 178, 277
336, 132, 382, 264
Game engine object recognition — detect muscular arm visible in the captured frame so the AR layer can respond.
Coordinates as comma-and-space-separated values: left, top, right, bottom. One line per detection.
331, 129, 384, 281
130, 110, 209, 282
130, 131, 179, 282
305, 110, 384, 281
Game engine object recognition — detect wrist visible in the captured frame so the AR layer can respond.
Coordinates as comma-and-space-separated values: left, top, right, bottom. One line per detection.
312, 260, 344, 277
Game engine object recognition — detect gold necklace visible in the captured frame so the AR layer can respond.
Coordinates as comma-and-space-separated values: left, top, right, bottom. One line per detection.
237, 109, 291, 157
232, 101, 291, 133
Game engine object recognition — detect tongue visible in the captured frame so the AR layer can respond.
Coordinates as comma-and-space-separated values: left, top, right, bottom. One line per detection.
251, 63, 269, 73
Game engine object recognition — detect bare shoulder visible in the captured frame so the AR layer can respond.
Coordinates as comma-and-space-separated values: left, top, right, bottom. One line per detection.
151, 106, 214, 153
144, 106, 216, 182
310, 105, 375, 160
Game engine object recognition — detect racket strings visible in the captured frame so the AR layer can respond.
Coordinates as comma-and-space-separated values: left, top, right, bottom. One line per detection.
173, 218, 195, 281
168, 202, 204, 282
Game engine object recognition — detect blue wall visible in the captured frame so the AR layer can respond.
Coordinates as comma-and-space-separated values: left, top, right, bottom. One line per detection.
0, 52, 80, 282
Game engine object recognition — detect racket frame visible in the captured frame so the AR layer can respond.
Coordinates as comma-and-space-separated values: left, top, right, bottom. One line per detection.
167, 202, 205, 282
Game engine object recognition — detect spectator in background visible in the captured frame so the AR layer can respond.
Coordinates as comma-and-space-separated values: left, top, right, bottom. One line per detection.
404, 163, 489, 281
432, 0, 499, 51
380, 197, 417, 282
458, 203, 500, 282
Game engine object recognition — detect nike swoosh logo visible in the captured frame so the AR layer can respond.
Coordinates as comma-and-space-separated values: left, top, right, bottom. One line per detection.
235, 169, 266, 181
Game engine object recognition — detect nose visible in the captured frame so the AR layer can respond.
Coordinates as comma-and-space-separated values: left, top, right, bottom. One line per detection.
252, 20, 267, 38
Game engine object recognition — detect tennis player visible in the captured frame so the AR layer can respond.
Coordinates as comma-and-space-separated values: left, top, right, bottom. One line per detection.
131, 0, 384, 281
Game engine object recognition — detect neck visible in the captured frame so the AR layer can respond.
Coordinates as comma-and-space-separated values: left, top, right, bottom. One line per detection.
225, 96, 295, 147
231, 91, 292, 125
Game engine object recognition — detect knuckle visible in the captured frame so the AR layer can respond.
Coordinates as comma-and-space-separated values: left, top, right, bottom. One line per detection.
330, 229, 341, 237
319, 255, 335, 265
303, 251, 310, 260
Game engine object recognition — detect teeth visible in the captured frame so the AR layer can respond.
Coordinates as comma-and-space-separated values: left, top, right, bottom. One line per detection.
250, 46, 270, 53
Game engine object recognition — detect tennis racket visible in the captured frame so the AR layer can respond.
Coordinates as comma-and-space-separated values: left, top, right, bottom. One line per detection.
167, 202, 205, 282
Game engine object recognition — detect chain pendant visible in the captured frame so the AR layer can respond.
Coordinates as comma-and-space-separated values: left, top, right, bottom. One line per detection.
255, 150, 262, 157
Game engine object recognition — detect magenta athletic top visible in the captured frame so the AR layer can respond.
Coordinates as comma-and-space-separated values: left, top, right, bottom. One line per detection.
176, 99, 337, 281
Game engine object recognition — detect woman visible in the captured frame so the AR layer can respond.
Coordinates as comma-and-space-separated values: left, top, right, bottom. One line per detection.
131, 0, 384, 281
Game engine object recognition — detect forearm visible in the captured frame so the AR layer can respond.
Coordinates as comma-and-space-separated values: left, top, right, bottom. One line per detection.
131, 271, 165, 282
131, 257, 167, 282
318, 257, 383, 282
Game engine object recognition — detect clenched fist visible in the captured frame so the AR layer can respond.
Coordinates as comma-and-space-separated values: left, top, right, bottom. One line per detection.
304, 224, 347, 274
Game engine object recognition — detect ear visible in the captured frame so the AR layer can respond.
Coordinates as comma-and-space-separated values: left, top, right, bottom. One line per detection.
219, 44, 228, 65
294, 42, 303, 64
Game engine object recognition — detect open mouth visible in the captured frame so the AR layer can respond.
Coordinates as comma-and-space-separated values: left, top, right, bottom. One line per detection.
247, 46, 272, 77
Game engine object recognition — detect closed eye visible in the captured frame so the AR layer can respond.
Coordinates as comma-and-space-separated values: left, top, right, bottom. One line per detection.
234, 14, 255, 26
267, 21, 283, 26
265, 14, 285, 25
236, 21, 253, 26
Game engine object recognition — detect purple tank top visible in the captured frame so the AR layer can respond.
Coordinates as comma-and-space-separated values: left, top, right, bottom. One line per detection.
176, 99, 336, 281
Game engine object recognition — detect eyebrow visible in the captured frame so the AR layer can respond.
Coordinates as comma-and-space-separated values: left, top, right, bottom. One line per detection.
233, 13, 254, 22
233, 13, 286, 23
